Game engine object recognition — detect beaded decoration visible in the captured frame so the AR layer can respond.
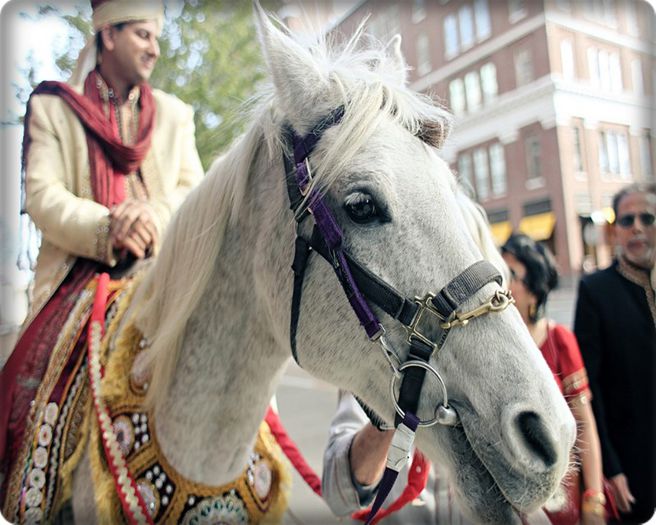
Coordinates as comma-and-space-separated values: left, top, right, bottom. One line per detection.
87, 279, 290, 524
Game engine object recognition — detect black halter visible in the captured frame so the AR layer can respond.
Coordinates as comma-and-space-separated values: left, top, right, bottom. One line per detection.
281, 107, 505, 428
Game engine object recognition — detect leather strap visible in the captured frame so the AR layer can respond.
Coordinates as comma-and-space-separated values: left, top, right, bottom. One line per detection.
431, 260, 502, 319
394, 338, 434, 427
308, 230, 419, 325
290, 236, 313, 365
364, 412, 420, 525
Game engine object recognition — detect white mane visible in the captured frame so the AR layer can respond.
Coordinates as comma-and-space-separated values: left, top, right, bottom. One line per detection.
134, 21, 453, 406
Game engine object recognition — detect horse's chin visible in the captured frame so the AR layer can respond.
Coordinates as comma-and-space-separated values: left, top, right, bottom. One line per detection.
441, 424, 523, 525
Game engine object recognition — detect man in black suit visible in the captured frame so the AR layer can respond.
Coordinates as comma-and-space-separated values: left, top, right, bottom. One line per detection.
574, 183, 656, 524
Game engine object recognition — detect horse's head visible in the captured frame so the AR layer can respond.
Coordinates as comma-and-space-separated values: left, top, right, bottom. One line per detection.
255, 5, 575, 523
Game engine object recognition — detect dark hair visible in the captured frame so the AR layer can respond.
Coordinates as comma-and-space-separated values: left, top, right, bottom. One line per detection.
612, 182, 656, 220
501, 233, 559, 322
95, 22, 127, 55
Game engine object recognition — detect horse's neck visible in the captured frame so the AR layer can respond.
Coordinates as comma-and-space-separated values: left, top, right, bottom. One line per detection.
154, 154, 294, 486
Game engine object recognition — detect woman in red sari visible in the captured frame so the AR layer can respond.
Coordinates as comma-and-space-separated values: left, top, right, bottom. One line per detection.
502, 233, 608, 525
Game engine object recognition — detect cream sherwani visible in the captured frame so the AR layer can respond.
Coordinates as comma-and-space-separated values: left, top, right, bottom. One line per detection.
24, 83, 203, 320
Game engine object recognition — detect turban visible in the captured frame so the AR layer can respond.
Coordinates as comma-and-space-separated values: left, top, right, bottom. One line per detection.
91, 0, 164, 35
70, 0, 164, 85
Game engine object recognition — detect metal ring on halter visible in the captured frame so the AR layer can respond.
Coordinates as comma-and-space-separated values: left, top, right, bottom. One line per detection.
390, 360, 459, 427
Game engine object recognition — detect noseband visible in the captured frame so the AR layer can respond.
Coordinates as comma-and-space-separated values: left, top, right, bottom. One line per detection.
283, 106, 513, 429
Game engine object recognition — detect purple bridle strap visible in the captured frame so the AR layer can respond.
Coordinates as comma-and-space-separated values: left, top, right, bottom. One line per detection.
364, 411, 420, 525
292, 122, 383, 340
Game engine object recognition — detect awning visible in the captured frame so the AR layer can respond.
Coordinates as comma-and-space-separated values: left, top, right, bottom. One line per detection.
590, 207, 615, 225
489, 221, 512, 246
519, 212, 556, 241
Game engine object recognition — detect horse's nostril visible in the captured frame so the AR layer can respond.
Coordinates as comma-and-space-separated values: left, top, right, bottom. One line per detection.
516, 411, 558, 467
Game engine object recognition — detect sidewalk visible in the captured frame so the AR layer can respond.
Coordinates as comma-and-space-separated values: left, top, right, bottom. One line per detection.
545, 274, 579, 329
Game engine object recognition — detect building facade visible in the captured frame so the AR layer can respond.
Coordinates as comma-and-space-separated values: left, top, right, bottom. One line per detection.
329, 0, 655, 275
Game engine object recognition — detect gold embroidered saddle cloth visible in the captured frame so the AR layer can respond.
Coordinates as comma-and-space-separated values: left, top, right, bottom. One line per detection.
89, 284, 290, 524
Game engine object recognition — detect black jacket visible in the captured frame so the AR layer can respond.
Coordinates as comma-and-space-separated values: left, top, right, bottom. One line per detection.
574, 260, 655, 523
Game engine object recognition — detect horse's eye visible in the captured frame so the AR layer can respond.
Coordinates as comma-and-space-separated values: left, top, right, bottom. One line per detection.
345, 193, 379, 224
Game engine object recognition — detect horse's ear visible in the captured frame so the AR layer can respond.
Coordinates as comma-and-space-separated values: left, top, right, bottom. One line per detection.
385, 34, 407, 86
253, 1, 327, 129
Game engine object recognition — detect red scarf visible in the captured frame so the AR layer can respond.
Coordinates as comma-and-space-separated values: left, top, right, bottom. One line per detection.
23, 70, 156, 206
0, 71, 155, 502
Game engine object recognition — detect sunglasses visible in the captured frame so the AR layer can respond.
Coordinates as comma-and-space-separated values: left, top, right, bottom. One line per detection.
616, 212, 656, 228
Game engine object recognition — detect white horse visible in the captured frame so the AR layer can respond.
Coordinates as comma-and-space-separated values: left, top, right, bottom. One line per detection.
68, 5, 575, 524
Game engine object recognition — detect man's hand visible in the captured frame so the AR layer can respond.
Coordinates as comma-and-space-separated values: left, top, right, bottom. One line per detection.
610, 473, 635, 513
109, 199, 159, 259
350, 424, 394, 487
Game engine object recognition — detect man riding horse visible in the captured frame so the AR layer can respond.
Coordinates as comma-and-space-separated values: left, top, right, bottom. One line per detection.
0, 0, 203, 519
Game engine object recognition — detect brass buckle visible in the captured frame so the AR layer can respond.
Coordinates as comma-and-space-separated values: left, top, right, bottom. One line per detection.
405, 293, 445, 349
440, 290, 514, 329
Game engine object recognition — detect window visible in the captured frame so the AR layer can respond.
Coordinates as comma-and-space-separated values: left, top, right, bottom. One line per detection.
625, 0, 639, 35
489, 143, 507, 196
473, 148, 490, 200
560, 39, 575, 80
515, 48, 534, 87
640, 133, 653, 179
609, 53, 622, 92
480, 62, 498, 103
600, 130, 632, 178
458, 154, 474, 193
474, 0, 491, 40
444, 14, 459, 58
416, 33, 431, 76
599, 132, 609, 172
508, 0, 527, 23
465, 71, 482, 112
369, 5, 400, 40
573, 127, 584, 172
588, 47, 600, 86
588, 47, 622, 92
618, 134, 631, 177
585, 0, 616, 27
412, 0, 426, 23
459, 6, 475, 50
606, 132, 619, 174
555, 0, 570, 11
388, 5, 400, 36
443, 1, 491, 60
449, 78, 466, 115
598, 50, 610, 90
632, 59, 644, 95
525, 135, 541, 179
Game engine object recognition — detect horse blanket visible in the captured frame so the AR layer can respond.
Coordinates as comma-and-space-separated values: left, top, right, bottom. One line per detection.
5, 276, 290, 524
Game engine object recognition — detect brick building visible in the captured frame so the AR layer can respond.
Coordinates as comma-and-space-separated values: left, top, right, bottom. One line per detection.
319, 0, 655, 275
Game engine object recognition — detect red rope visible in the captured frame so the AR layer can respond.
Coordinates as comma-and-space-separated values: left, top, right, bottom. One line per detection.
264, 406, 322, 496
